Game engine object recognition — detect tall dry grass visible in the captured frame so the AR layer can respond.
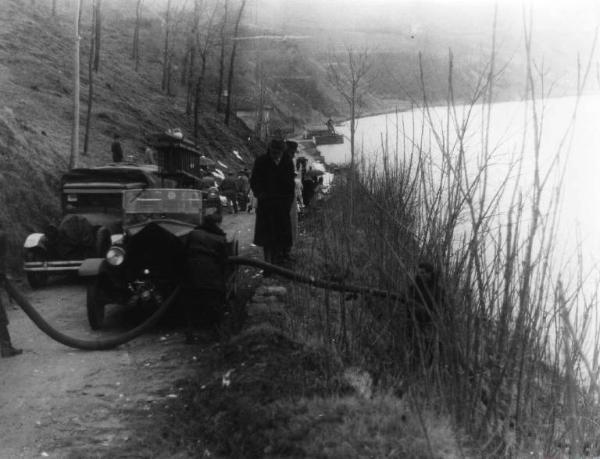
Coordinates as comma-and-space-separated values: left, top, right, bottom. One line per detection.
286, 11, 600, 457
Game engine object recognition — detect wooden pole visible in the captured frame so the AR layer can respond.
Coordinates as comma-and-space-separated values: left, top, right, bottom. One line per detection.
70, 0, 81, 170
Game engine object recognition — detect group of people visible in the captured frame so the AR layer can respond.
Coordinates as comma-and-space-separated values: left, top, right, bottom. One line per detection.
219, 170, 251, 213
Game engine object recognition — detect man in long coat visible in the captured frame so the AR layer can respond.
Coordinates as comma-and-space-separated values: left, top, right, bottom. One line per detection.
250, 139, 295, 268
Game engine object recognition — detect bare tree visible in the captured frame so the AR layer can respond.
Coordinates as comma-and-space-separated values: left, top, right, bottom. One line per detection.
161, 0, 172, 93
224, 0, 247, 126
193, 2, 219, 138
327, 46, 373, 174
70, 0, 83, 170
132, 0, 143, 71
327, 46, 373, 213
216, 0, 228, 113
84, 0, 96, 155
93, 0, 101, 72
52, 0, 57, 16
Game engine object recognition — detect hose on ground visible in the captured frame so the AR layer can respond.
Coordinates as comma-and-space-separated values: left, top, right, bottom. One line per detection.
228, 256, 403, 301
4, 257, 400, 352
5, 278, 181, 351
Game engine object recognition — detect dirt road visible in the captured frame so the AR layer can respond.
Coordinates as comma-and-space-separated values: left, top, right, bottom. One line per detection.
0, 212, 258, 458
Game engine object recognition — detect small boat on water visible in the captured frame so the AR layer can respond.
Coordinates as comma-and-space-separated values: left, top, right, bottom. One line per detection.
303, 124, 344, 146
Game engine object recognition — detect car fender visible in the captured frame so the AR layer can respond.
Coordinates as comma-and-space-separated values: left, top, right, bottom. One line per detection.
79, 258, 106, 277
24, 233, 46, 250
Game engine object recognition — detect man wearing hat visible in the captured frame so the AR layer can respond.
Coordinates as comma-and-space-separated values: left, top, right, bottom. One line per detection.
250, 138, 296, 272
220, 171, 239, 213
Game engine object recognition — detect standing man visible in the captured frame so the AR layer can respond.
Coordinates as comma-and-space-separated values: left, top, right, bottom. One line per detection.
0, 229, 21, 357
235, 169, 250, 212
220, 172, 239, 213
250, 138, 295, 270
111, 134, 123, 163
326, 118, 335, 134
284, 140, 299, 262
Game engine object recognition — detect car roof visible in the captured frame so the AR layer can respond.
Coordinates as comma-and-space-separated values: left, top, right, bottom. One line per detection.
61, 165, 160, 189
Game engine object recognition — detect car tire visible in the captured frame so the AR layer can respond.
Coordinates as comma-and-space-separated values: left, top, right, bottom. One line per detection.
95, 226, 111, 258
25, 249, 48, 289
87, 278, 107, 330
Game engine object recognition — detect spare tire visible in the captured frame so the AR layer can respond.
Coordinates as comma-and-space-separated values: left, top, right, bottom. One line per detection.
56, 214, 95, 260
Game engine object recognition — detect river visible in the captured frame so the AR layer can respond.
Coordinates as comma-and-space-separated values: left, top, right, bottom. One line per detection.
318, 94, 600, 278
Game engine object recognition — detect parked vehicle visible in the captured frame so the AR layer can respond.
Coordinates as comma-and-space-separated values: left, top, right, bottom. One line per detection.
23, 165, 159, 288
203, 186, 223, 216
79, 188, 238, 330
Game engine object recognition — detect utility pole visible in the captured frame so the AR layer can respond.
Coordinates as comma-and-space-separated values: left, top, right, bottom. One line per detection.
70, 0, 82, 170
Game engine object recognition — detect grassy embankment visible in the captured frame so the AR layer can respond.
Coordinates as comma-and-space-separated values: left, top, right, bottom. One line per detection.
278, 52, 600, 459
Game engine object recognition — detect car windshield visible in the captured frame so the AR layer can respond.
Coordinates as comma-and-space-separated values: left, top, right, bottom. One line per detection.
62, 192, 123, 214
123, 188, 203, 226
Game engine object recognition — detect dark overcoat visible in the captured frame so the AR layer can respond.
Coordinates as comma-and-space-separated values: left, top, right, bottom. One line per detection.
250, 153, 295, 249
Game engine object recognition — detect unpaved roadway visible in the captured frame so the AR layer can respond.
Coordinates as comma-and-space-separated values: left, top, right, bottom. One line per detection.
0, 213, 257, 458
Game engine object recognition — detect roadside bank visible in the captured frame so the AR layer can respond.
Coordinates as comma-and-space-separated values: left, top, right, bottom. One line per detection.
116, 190, 464, 458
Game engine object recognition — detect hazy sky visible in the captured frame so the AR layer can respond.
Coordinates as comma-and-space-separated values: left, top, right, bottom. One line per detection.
250, 0, 599, 66
253, 0, 599, 38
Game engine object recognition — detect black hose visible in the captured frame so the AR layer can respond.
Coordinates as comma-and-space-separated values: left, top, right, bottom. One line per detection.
4, 257, 399, 352
5, 279, 181, 351
228, 256, 403, 301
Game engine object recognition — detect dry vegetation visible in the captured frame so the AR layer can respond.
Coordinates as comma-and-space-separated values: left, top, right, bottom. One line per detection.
280, 22, 600, 458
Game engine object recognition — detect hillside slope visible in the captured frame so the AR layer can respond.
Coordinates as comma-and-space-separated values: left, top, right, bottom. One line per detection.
0, 0, 261, 269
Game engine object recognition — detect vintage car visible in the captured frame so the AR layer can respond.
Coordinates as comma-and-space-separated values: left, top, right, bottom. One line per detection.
79, 188, 238, 330
23, 165, 159, 288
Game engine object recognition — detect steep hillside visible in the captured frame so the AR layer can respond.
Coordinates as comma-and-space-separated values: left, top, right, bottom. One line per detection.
0, 0, 261, 269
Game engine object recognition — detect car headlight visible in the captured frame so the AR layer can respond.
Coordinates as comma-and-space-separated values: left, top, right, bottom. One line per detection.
106, 246, 125, 266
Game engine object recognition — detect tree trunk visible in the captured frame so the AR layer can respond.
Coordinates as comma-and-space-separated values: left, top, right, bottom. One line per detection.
224, 0, 246, 126
132, 0, 142, 71
52, 0, 57, 16
216, 0, 228, 113
70, 0, 82, 170
180, 49, 189, 86
186, 50, 195, 114
93, 0, 101, 72
186, 0, 200, 116
161, 0, 172, 92
166, 52, 173, 95
349, 83, 356, 218
83, 0, 96, 155
193, 55, 207, 140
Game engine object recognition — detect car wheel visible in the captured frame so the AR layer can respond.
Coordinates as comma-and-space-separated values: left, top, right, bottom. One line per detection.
87, 278, 107, 330
25, 249, 48, 289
